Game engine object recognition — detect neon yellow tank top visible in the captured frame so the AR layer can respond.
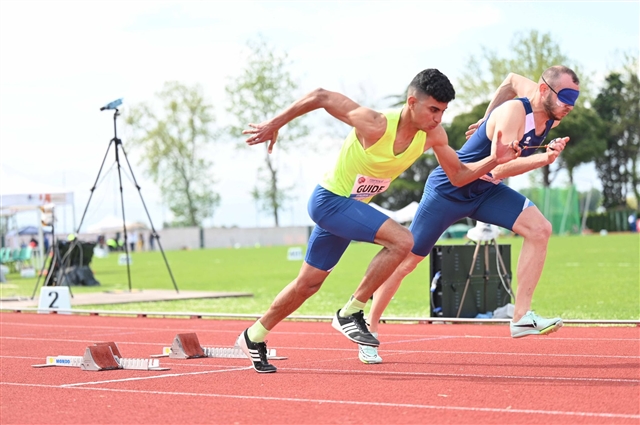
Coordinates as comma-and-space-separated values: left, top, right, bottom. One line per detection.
320, 109, 426, 203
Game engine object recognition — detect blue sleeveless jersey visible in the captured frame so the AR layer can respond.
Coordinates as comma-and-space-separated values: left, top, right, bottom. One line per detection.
427, 98, 554, 200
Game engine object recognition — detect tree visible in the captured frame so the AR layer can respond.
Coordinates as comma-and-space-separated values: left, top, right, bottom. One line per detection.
456, 30, 597, 187
546, 105, 607, 184
456, 30, 579, 106
620, 55, 640, 208
579, 188, 602, 214
126, 82, 219, 227
445, 102, 489, 151
593, 57, 640, 209
225, 37, 310, 227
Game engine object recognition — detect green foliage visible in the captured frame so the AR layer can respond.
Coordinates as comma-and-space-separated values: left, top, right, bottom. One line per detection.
547, 105, 607, 184
578, 188, 602, 214
593, 62, 640, 208
445, 102, 488, 150
126, 82, 219, 227
621, 55, 640, 207
456, 30, 578, 107
225, 36, 310, 226
2, 234, 637, 320
586, 208, 637, 232
455, 30, 595, 188
520, 186, 581, 234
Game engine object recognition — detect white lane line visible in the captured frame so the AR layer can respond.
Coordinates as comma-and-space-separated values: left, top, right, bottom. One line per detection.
59, 367, 251, 387
282, 367, 640, 383
359, 349, 640, 359
3, 333, 639, 349
7, 357, 637, 385
1, 382, 638, 420
2, 345, 638, 361
1, 322, 638, 342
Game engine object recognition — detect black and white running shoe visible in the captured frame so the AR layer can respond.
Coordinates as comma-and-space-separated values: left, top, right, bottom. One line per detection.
237, 329, 277, 373
331, 309, 380, 347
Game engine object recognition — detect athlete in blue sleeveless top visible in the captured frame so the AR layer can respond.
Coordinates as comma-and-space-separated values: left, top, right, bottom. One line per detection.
428, 97, 554, 201
234, 69, 520, 372
361, 66, 580, 362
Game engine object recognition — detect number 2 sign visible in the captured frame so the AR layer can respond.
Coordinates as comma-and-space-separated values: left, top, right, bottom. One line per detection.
37, 287, 71, 314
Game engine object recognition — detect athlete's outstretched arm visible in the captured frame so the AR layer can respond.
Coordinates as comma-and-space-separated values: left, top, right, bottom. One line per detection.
431, 125, 520, 187
490, 136, 570, 180
243, 88, 386, 153
466, 73, 539, 139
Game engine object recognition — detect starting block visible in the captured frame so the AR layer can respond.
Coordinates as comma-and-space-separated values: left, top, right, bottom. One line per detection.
152, 332, 286, 360
32, 341, 170, 371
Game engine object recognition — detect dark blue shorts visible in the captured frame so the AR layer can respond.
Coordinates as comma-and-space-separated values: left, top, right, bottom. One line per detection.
410, 183, 534, 257
305, 185, 390, 271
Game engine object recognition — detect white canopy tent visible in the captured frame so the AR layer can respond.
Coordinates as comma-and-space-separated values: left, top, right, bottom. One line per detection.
0, 165, 75, 265
85, 215, 147, 234
369, 201, 419, 224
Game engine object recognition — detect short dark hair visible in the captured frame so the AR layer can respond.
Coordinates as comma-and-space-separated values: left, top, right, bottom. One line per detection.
542, 65, 580, 86
408, 69, 455, 103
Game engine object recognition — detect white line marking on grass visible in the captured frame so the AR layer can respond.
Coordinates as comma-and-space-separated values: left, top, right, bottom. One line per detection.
1, 382, 638, 420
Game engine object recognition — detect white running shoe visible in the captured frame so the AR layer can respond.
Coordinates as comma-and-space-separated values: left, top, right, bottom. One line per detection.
358, 332, 382, 364
510, 311, 563, 338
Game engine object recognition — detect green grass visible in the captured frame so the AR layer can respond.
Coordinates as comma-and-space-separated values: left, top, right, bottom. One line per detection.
2, 233, 638, 319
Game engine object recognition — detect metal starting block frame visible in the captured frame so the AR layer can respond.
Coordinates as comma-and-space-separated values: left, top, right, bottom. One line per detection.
152, 332, 286, 360
32, 341, 170, 371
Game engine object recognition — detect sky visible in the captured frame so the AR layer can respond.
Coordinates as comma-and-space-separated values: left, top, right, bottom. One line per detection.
1, 1, 638, 234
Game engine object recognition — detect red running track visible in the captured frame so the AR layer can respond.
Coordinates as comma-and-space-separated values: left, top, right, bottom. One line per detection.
1, 312, 638, 424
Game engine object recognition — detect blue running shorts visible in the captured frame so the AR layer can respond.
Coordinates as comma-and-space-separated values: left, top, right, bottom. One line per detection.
410, 183, 534, 257
305, 185, 391, 271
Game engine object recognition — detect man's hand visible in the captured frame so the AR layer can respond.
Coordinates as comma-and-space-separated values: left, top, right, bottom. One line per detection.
545, 136, 569, 164
493, 130, 521, 164
465, 118, 484, 140
243, 122, 280, 154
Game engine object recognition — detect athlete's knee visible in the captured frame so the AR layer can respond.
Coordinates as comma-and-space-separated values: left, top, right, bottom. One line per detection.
375, 221, 414, 255
537, 218, 553, 240
521, 217, 552, 241
396, 253, 424, 278
293, 277, 324, 298
392, 227, 414, 255
294, 265, 329, 298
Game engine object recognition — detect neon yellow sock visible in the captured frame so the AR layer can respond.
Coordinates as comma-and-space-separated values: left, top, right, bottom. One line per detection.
247, 320, 269, 343
339, 295, 367, 317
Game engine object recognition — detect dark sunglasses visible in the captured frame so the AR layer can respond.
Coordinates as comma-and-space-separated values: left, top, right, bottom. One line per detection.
541, 75, 579, 106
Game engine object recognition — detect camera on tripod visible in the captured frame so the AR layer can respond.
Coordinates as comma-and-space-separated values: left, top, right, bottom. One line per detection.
31, 97, 179, 303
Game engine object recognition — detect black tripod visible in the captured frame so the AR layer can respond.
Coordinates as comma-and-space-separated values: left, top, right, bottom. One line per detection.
72, 103, 179, 293
30, 206, 76, 299
456, 223, 513, 318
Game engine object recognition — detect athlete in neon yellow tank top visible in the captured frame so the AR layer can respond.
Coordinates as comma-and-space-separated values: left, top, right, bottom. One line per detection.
321, 109, 426, 203
234, 69, 519, 373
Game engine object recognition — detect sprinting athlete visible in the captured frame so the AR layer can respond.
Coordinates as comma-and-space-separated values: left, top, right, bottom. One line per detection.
358, 65, 579, 364
236, 68, 520, 373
